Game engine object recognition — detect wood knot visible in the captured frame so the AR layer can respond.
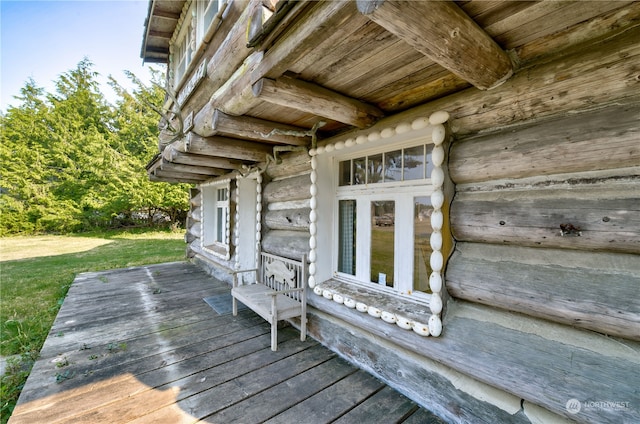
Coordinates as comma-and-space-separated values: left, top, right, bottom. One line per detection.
560, 223, 582, 237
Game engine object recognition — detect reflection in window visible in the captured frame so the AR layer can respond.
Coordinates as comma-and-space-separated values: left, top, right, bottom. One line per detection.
339, 144, 432, 185
414, 196, 432, 293
371, 201, 395, 287
353, 157, 366, 185
339, 160, 351, 186
338, 200, 356, 275
384, 150, 402, 182
404, 145, 425, 180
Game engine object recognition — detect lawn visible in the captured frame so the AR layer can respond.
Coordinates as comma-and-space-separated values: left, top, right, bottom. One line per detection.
0, 229, 187, 422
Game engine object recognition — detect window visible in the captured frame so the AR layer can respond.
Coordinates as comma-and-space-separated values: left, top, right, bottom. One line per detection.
170, 1, 220, 88
335, 143, 434, 298
202, 181, 230, 258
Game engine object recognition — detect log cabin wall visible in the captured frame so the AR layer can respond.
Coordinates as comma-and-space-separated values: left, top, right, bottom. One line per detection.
447, 103, 640, 341
144, 2, 640, 423
290, 24, 640, 424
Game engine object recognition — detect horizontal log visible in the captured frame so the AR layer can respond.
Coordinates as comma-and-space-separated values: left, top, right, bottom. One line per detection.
264, 208, 311, 231
150, 169, 209, 182
190, 190, 201, 207
149, 174, 202, 185
252, 76, 383, 128
209, 51, 264, 117
449, 103, 640, 184
267, 199, 311, 211
307, 297, 640, 423
266, 150, 311, 180
450, 176, 640, 254
211, 109, 311, 146
446, 242, 640, 340
261, 230, 309, 261
262, 173, 311, 203
179, 133, 272, 162
159, 162, 222, 177
162, 146, 242, 170
357, 0, 513, 90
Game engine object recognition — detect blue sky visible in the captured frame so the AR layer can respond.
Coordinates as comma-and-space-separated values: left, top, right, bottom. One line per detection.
1, 0, 161, 111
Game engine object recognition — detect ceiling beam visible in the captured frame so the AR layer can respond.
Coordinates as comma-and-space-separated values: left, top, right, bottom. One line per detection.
210, 109, 311, 146
162, 145, 242, 170
149, 171, 205, 184
357, 0, 513, 90
175, 133, 272, 162
252, 76, 384, 128
159, 162, 223, 176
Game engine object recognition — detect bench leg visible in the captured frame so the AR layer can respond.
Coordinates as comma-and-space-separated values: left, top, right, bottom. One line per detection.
300, 316, 307, 342
232, 296, 237, 316
271, 322, 278, 351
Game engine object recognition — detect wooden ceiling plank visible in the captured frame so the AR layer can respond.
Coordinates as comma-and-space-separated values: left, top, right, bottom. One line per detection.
357, 0, 513, 90
211, 110, 311, 146
252, 76, 383, 128
251, 1, 357, 83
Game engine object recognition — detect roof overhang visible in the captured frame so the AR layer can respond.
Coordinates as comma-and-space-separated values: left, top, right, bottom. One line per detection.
140, 0, 186, 64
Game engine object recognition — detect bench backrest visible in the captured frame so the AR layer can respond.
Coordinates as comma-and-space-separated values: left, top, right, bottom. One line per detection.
259, 252, 307, 302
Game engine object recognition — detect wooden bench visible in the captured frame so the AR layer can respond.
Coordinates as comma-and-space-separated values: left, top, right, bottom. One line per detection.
231, 252, 307, 351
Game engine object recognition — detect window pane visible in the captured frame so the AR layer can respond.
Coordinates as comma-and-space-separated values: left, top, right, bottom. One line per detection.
371, 201, 394, 287
384, 150, 402, 182
403, 145, 425, 180
338, 160, 351, 186
426, 144, 434, 178
353, 157, 366, 185
413, 196, 432, 293
368, 154, 383, 184
203, 0, 218, 30
338, 200, 356, 275
216, 207, 224, 242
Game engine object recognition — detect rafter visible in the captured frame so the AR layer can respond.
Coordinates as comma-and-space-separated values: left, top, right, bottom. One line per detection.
252, 76, 383, 128
357, 0, 513, 90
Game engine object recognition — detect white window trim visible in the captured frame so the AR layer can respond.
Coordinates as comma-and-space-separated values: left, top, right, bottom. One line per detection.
201, 178, 232, 260
308, 111, 450, 337
169, 0, 225, 90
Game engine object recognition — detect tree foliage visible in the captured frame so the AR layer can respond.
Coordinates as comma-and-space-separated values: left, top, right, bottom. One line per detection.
0, 59, 190, 235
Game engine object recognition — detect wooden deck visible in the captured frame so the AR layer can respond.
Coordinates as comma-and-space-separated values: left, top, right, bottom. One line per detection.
10, 262, 445, 424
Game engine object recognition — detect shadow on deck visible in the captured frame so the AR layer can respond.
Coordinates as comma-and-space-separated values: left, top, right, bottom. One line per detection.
10, 262, 445, 423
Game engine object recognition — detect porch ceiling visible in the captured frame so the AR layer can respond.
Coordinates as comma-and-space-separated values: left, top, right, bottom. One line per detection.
142, 0, 639, 182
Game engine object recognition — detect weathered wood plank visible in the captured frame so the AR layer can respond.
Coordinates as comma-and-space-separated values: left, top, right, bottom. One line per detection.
318, 25, 640, 144
451, 177, 640, 254
333, 385, 418, 423
205, 356, 356, 423
160, 345, 337, 421
251, 1, 356, 82
449, 103, 640, 184
446, 242, 640, 340
263, 370, 385, 424
357, 0, 513, 90
266, 150, 311, 180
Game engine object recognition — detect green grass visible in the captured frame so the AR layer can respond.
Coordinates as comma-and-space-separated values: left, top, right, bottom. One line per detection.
0, 228, 186, 422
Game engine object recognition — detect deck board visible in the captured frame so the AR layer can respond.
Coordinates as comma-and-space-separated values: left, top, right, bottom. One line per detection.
10, 262, 445, 424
